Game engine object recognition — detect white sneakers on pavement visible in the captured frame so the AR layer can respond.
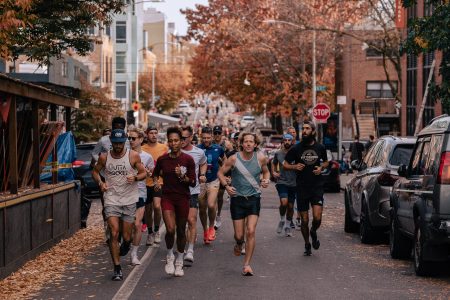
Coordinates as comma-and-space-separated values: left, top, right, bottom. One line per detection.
184, 250, 194, 263
154, 231, 161, 243
276, 220, 285, 234
131, 253, 141, 265
214, 215, 222, 230
165, 255, 175, 275
174, 260, 184, 277
146, 233, 155, 246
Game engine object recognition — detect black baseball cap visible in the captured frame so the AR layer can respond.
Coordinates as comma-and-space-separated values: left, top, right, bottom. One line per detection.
213, 125, 222, 133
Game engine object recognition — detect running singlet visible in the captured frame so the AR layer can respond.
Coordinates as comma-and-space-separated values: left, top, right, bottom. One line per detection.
198, 144, 224, 183
231, 152, 262, 197
103, 149, 139, 206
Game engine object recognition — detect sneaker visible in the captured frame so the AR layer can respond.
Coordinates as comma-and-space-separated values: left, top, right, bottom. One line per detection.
310, 229, 320, 250
233, 243, 242, 256
131, 254, 141, 266
146, 233, 155, 246
184, 250, 194, 263
165, 255, 175, 275
112, 267, 123, 281
304, 243, 312, 256
241, 242, 246, 255
295, 219, 302, 230
285, 227, 293, 237
276, 220, 285, 234
154, 231, 161, 244
119, 241, 131, 256
214, 215, 222, 230
203, 231, 211, 245
174, 260, 184, 277
290, 220, 295, 229
141, 224, 147, 233
208, 227, 216, 241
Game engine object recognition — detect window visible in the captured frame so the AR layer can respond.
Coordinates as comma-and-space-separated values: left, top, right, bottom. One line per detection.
366, 81, 397, 98
389, 144, 414, 166
116, 82, 127, 99
364, 140, 382, 167
410, 140, 424, 176
88, 26, 95, 35
410, 137, 431, 176
104, 56, 108, 83
116, 21, 126, 43
116, 51, 126, 73
61, 62, 68, 77
424, 135, 443, 176
372, 141, 386, 167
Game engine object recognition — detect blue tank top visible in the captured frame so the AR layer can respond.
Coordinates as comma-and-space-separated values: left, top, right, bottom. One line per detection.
231, 152, 262, 197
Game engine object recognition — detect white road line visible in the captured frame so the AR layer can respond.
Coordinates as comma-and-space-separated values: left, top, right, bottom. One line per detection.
112, 225, 166, 300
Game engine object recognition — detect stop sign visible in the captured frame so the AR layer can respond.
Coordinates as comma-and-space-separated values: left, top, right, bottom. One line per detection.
312, 103, 330, 123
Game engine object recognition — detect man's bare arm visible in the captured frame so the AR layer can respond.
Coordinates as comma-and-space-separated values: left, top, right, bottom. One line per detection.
218, 155, 235, 186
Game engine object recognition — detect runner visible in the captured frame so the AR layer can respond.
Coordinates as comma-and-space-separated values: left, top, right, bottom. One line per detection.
218, 132, 270, 276
142, 125, 168, 246
152, 127, 196, 277
212, 125, 226, 230
286, 125, 300, 229
198, 126, 225, 244
180, 126, 207, 263
283, 121, 328, 256
271, 133, 297, 237
92, 129, 146, 281
128, 128, 154, 265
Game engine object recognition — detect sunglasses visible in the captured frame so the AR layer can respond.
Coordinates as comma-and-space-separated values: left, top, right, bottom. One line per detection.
128, 136, 139, 141
213, 132, 222, 135
181, 135, 191, 140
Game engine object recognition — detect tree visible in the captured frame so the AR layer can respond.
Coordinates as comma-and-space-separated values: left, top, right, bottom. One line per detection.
0, 0, 124, 65
402, 0, 450, 109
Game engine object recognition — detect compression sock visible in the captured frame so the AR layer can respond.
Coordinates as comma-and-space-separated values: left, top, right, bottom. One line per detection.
167, 248, 174, 258
188, 243, 194, 252
154, 225, 160, 233
147, 226, 153, 234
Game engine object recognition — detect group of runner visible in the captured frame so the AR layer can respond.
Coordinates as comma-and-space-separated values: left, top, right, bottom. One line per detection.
91, 117, 328, 280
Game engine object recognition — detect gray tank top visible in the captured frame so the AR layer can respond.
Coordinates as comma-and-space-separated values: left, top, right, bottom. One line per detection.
231, 152, 262, 197
104, 149, 138, 206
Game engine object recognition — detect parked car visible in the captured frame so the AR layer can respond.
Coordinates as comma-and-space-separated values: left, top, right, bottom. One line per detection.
263, 134, 283, 157
390, 115, 450, 276
322, 150, 341, 193
240, 115, 256, 128
344, 136, 416, 244
178, 102, 193, 115
73, 143, 99, 198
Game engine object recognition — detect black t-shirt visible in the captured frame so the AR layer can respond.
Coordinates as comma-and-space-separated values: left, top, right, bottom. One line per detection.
285, 141, 328, 186
350, 141, 365, 161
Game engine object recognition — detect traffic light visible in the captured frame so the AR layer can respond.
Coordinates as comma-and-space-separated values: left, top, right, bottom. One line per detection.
132, 101, 140, 112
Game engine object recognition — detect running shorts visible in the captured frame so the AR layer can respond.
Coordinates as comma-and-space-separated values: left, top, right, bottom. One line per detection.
161, 195, 190, 219
230, 195, 261, 220
275, 184, 296, 204
146, 185, 163, 204
296, 188, 324, 212
104, 204, 136, 223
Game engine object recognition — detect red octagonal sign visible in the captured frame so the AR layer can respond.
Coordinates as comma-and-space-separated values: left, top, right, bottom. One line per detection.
312, 103, 330, 123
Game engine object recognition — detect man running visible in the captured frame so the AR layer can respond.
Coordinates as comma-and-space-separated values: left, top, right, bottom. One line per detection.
198, 126, 225, 244
92, 129, 146, 280
271, 134, 297, 237
180, 126, 207, 263
218, 133, 270, 276
286, 125, 300, 229
284, 121, 328, 256
153, 127, 196, 277
212, 125, 226, 230
128, 128, 154, 265
142, 125, 168, 245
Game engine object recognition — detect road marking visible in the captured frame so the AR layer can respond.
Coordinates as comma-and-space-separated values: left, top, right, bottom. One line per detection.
112, 225, 166, 300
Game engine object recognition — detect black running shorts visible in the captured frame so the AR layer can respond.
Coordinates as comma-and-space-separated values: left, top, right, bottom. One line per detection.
230, 195, 261, 220
296, 187, 324, 212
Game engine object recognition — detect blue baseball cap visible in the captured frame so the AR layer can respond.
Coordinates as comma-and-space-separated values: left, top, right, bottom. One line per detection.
283, 133, 294, 140
110, 129, 127, 143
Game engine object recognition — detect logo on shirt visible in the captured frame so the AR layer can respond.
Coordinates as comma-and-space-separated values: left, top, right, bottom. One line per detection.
107, 163, 128, 176
301, 150, 319, 165
180, 166, 187, 176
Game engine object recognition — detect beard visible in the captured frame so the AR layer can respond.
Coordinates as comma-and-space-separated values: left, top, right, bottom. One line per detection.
301, 134, 315, 144
283, 143, 292, 150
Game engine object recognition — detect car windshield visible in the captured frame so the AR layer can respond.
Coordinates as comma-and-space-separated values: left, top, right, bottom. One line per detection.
389, 144, 414, 166
76, 145, 95, 162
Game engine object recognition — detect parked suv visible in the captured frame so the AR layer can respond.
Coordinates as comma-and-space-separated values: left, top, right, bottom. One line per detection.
390, 115, 450, 276
344, 136, 416, 244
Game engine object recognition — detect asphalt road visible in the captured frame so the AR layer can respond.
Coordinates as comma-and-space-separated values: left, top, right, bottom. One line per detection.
34, 183, 450, 300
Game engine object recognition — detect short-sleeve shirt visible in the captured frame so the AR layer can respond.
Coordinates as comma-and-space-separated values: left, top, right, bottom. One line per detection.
182, 146, 207, 195
142, 143, 168, 186
138, 151, 154, 199
285, 142, 328, 187
198, 144, 225, 183
273, 149, 297, 187
152, 153, 196, 198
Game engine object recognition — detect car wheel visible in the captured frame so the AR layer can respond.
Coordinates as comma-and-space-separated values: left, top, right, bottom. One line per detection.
413, 219, 435, 276
359, 200, 376, 244
344, 191, 359, 233
389, 210, 412, 259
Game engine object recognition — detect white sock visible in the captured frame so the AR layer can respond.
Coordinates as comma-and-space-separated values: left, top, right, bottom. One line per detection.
280, 215, 286, 222
188, 243, 194, 252
131, 245, 138, 256
176, 251, 184, 262
167, 248, 174, 258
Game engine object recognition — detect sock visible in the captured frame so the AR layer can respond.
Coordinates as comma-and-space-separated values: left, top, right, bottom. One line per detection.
280, 215, 286, 222
167, 248, 174, 258
131, 245, 138, 256
154, 225, 159, 232
176, 251, 184, 262
147, 226, 153, 234
114, 264, 121, 272
188, 243, 194, 252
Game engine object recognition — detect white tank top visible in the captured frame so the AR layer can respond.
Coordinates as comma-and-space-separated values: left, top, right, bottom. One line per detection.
103, 149, 139, 206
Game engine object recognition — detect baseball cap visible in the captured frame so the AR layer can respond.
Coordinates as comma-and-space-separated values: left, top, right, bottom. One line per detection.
110, 129, 127, 143
283, 133, 294, 140
213, 125, 222, 133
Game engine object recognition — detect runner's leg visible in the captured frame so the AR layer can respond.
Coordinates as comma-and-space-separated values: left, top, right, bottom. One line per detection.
162, 210, 176, 249
243, 215, 258, 267
107, 216, 120, 265
153, 196, 162, 233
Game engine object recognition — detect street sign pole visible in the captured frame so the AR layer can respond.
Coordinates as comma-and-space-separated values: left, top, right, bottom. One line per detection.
337, 96, 347, 161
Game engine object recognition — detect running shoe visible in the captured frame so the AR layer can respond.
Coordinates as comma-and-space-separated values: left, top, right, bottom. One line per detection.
154, 231, 161, 243
146, 233, 155, 246
131, 253, 141, 266
304, 243, 312, 256
165, 255, 175, 275
233, 244, 242, 256
242, 265, 254, 276
276, 220, 285, 234
184, 250, 194, 263
174, 260, 184, 277
214, 215, 222, 230
285, 226, 293, 237
203, 231, 211, 245
241, 242, 246, 255
310, 229, 320, 250
208, 227, 216, 241
111, 267, 123, 281
119, 241, 130, 256
141, 224, 147, 233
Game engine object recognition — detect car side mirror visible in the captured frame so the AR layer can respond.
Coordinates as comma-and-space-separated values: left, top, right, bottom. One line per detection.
397, 164, 408, 177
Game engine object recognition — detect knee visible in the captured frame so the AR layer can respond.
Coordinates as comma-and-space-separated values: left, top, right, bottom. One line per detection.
134, 219, 142, 228
188, 216, 196, 227
110, 229, 120, 240
246, 228, 256, 239
312, 218, 321, 228
166, 226, 175, 236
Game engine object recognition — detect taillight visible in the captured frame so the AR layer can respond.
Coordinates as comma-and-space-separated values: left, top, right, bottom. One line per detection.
377, 170, 399, 186
437, 152, 450, 184
73, 160, 85, 168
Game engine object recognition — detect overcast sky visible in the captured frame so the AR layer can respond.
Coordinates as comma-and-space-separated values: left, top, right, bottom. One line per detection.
145, 0, 209, 36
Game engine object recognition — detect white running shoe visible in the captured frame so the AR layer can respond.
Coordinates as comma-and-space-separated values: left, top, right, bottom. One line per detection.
146, 233, 155, 246
154, 231, 161, 243
285, 227, 293, 237
184, 250, 194, 263
276, 221, 285, 234
214, 215, 222, 230
165, 255, 175, 275
131, 253, 141, 265
241, 242, 246, 255
174, 260, 184, 277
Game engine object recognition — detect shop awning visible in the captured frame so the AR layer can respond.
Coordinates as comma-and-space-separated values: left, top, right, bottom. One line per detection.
147, 112, 180, 123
